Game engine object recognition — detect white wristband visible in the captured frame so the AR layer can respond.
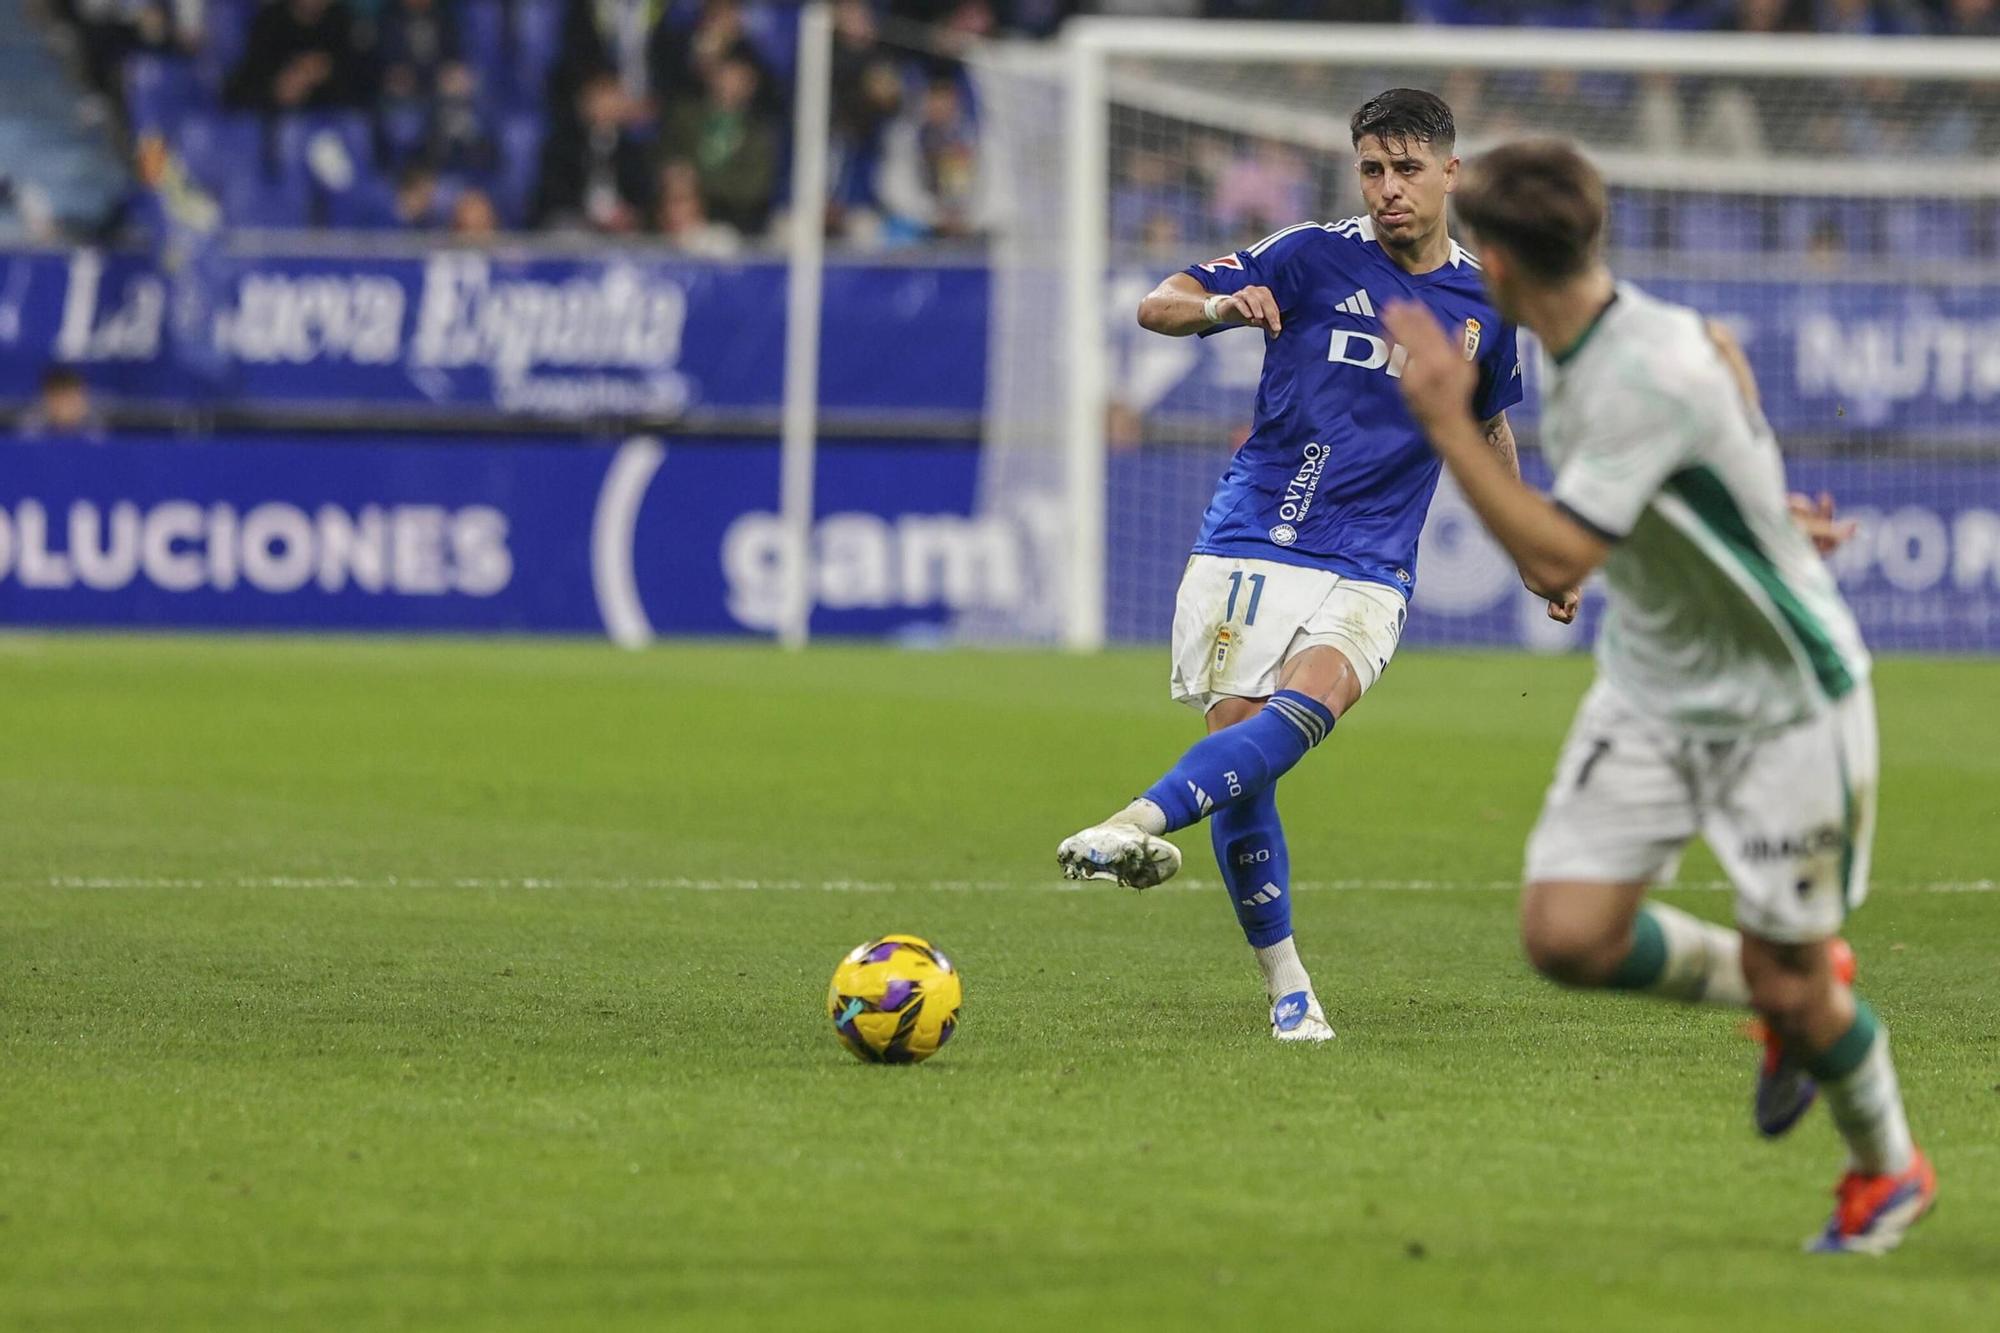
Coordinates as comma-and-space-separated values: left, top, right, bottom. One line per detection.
1202, 293, 1228, 326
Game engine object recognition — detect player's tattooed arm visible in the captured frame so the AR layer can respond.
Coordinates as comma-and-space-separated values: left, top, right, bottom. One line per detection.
1483, 412, 1520, 480
1484, 414, 1579, 623
1382, 299, 1609, 604
1138, 272, 1282, 337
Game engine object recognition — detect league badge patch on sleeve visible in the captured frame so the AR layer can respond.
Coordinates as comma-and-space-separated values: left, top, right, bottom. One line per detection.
1199, 254, 1245, 273
1462, 317, 1482, 361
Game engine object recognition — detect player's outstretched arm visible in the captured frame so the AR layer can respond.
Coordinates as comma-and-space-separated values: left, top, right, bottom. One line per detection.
1482, 412, 1577, 622
1138, 272, 1283, 338
1789, 490, 1859, 555
1383, 299, 1608, 601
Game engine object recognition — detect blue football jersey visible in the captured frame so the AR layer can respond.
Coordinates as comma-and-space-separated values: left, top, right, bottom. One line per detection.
1182, 216, 1523, 596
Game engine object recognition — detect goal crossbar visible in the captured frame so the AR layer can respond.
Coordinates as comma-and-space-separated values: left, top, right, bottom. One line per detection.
1067, 20, 2000, 80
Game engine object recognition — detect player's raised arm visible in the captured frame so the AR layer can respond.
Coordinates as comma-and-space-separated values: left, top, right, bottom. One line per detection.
1141, 228, 1317, 338
1138, 272, 1283, 337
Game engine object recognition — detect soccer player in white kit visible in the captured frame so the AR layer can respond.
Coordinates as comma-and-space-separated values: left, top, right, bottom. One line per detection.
1383, 139, 1935, 1255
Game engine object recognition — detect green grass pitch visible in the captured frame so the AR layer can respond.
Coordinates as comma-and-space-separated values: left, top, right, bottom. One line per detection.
4, 636, 1997, 1332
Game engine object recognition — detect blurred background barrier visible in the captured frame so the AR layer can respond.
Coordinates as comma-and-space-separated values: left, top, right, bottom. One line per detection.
4, 435, 1997, 650
2, 3, 1997, 651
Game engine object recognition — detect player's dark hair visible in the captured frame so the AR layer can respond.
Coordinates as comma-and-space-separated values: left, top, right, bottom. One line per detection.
1453, 138, 1606, 282
40, 363, 83, 393
1348, 88, 1455, 154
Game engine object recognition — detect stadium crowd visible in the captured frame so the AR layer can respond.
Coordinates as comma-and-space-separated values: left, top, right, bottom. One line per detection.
24, 0, 2000, 252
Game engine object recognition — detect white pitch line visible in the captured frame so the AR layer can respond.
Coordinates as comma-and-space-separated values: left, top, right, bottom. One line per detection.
35, 875, 2000, 894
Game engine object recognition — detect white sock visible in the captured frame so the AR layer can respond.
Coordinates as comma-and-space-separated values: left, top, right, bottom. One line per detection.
1109, 798, 1168, 836
1255, 934, 1311, 1001
1643, 902, 1752, 1007
1818, 1012, 1916, 1176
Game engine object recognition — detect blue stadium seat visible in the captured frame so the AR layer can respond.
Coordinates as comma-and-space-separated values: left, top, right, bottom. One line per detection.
496, 111, 546, 227
510, 0, 564, 99
377, 100, 430, 169
743, 2, 800, 88
222, 174, 310, 228
173, 111, 308, 228
124, 54, 199, 135
457, 0, 508, 99
1884, 201, 1976, 260
174, 111, 265, 192
320, 175, 399, 229
273, 109, 376, 185
1607, 191, 1662, 253
1671, 196, 1766, 253
196, 0, 256, 95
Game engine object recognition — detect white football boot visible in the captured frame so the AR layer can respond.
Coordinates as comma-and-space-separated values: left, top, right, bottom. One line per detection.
1057, 823, 1182, 889
1270, 989, 1335, 1042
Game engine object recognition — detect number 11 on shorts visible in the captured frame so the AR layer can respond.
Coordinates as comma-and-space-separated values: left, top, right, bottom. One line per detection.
1226, 571, 1266, 625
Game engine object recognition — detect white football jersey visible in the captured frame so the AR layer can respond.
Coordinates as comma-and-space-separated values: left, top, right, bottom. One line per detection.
1539, 283, 1871, 731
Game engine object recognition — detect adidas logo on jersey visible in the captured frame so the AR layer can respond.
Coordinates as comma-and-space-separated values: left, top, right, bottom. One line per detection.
1335, 288, 1376, 318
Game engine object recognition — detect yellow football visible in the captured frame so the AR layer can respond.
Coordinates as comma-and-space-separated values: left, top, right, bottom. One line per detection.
826, 934, 963, 1064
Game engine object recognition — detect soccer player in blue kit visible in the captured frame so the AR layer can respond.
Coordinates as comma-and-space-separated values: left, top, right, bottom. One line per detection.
1058, 89, 1571, 1041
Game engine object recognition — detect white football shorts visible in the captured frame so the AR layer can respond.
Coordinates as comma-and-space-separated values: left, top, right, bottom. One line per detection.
1168, 555, 1408, 714
1524, 679, 1879, 943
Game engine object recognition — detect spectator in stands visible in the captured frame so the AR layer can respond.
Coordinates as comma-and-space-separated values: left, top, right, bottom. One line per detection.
531, 68, 653, 232
1940, 0, 2000, 35
828, 0, 904, 240
875, 73, 989, 243
1814, 0, 1927, 35
378, 0, 460, 101
655, 158, 742, 256
0, 175, 60, 245
391, 164, 442, 229
649, 0, 779, 114
1728, 0, 1811, 32
1111, 149, 1204, 247
418, 62, 498, 177
18, 366, 107, 442
1842, 75, 1976, 156
660, 56, 781, 234
69, 0, 190, 108
1209, 138, 1308, 241
102, 130, 220, 248
450, 188, 499, 240
225, 0, 371, 110
555, 0, 667, 106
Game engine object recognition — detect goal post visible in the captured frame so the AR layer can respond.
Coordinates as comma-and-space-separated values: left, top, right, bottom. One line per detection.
968, 21, 2000, 653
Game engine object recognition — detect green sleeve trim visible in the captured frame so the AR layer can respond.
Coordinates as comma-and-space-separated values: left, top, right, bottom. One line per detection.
1663, 465, 1856, 701
1805, 999, 1881, 1082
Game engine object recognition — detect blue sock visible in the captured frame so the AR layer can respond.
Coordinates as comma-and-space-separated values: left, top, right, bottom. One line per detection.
1211, 785, 1292, 948
1141, 690, 1335, 832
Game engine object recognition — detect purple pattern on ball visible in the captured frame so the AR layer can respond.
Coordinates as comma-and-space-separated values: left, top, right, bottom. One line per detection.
866, 942, 902, 963
880, 978, 915, 1010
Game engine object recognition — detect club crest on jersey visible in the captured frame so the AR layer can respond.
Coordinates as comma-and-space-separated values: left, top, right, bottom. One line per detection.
1198, 254, 1244, 273
1269, 523, 1298, 547
1463, 317, 1482, 361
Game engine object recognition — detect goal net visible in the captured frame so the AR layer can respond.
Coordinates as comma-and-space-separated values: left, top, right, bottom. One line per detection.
967, 24, 2000, 654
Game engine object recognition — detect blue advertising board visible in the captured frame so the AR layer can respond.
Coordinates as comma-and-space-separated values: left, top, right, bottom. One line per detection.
5, 245, 1999, 442
5, 435, 1999, 653
0, 435, 1018, 639
0, 249, 986, 421
1107, 451, 2000, 655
